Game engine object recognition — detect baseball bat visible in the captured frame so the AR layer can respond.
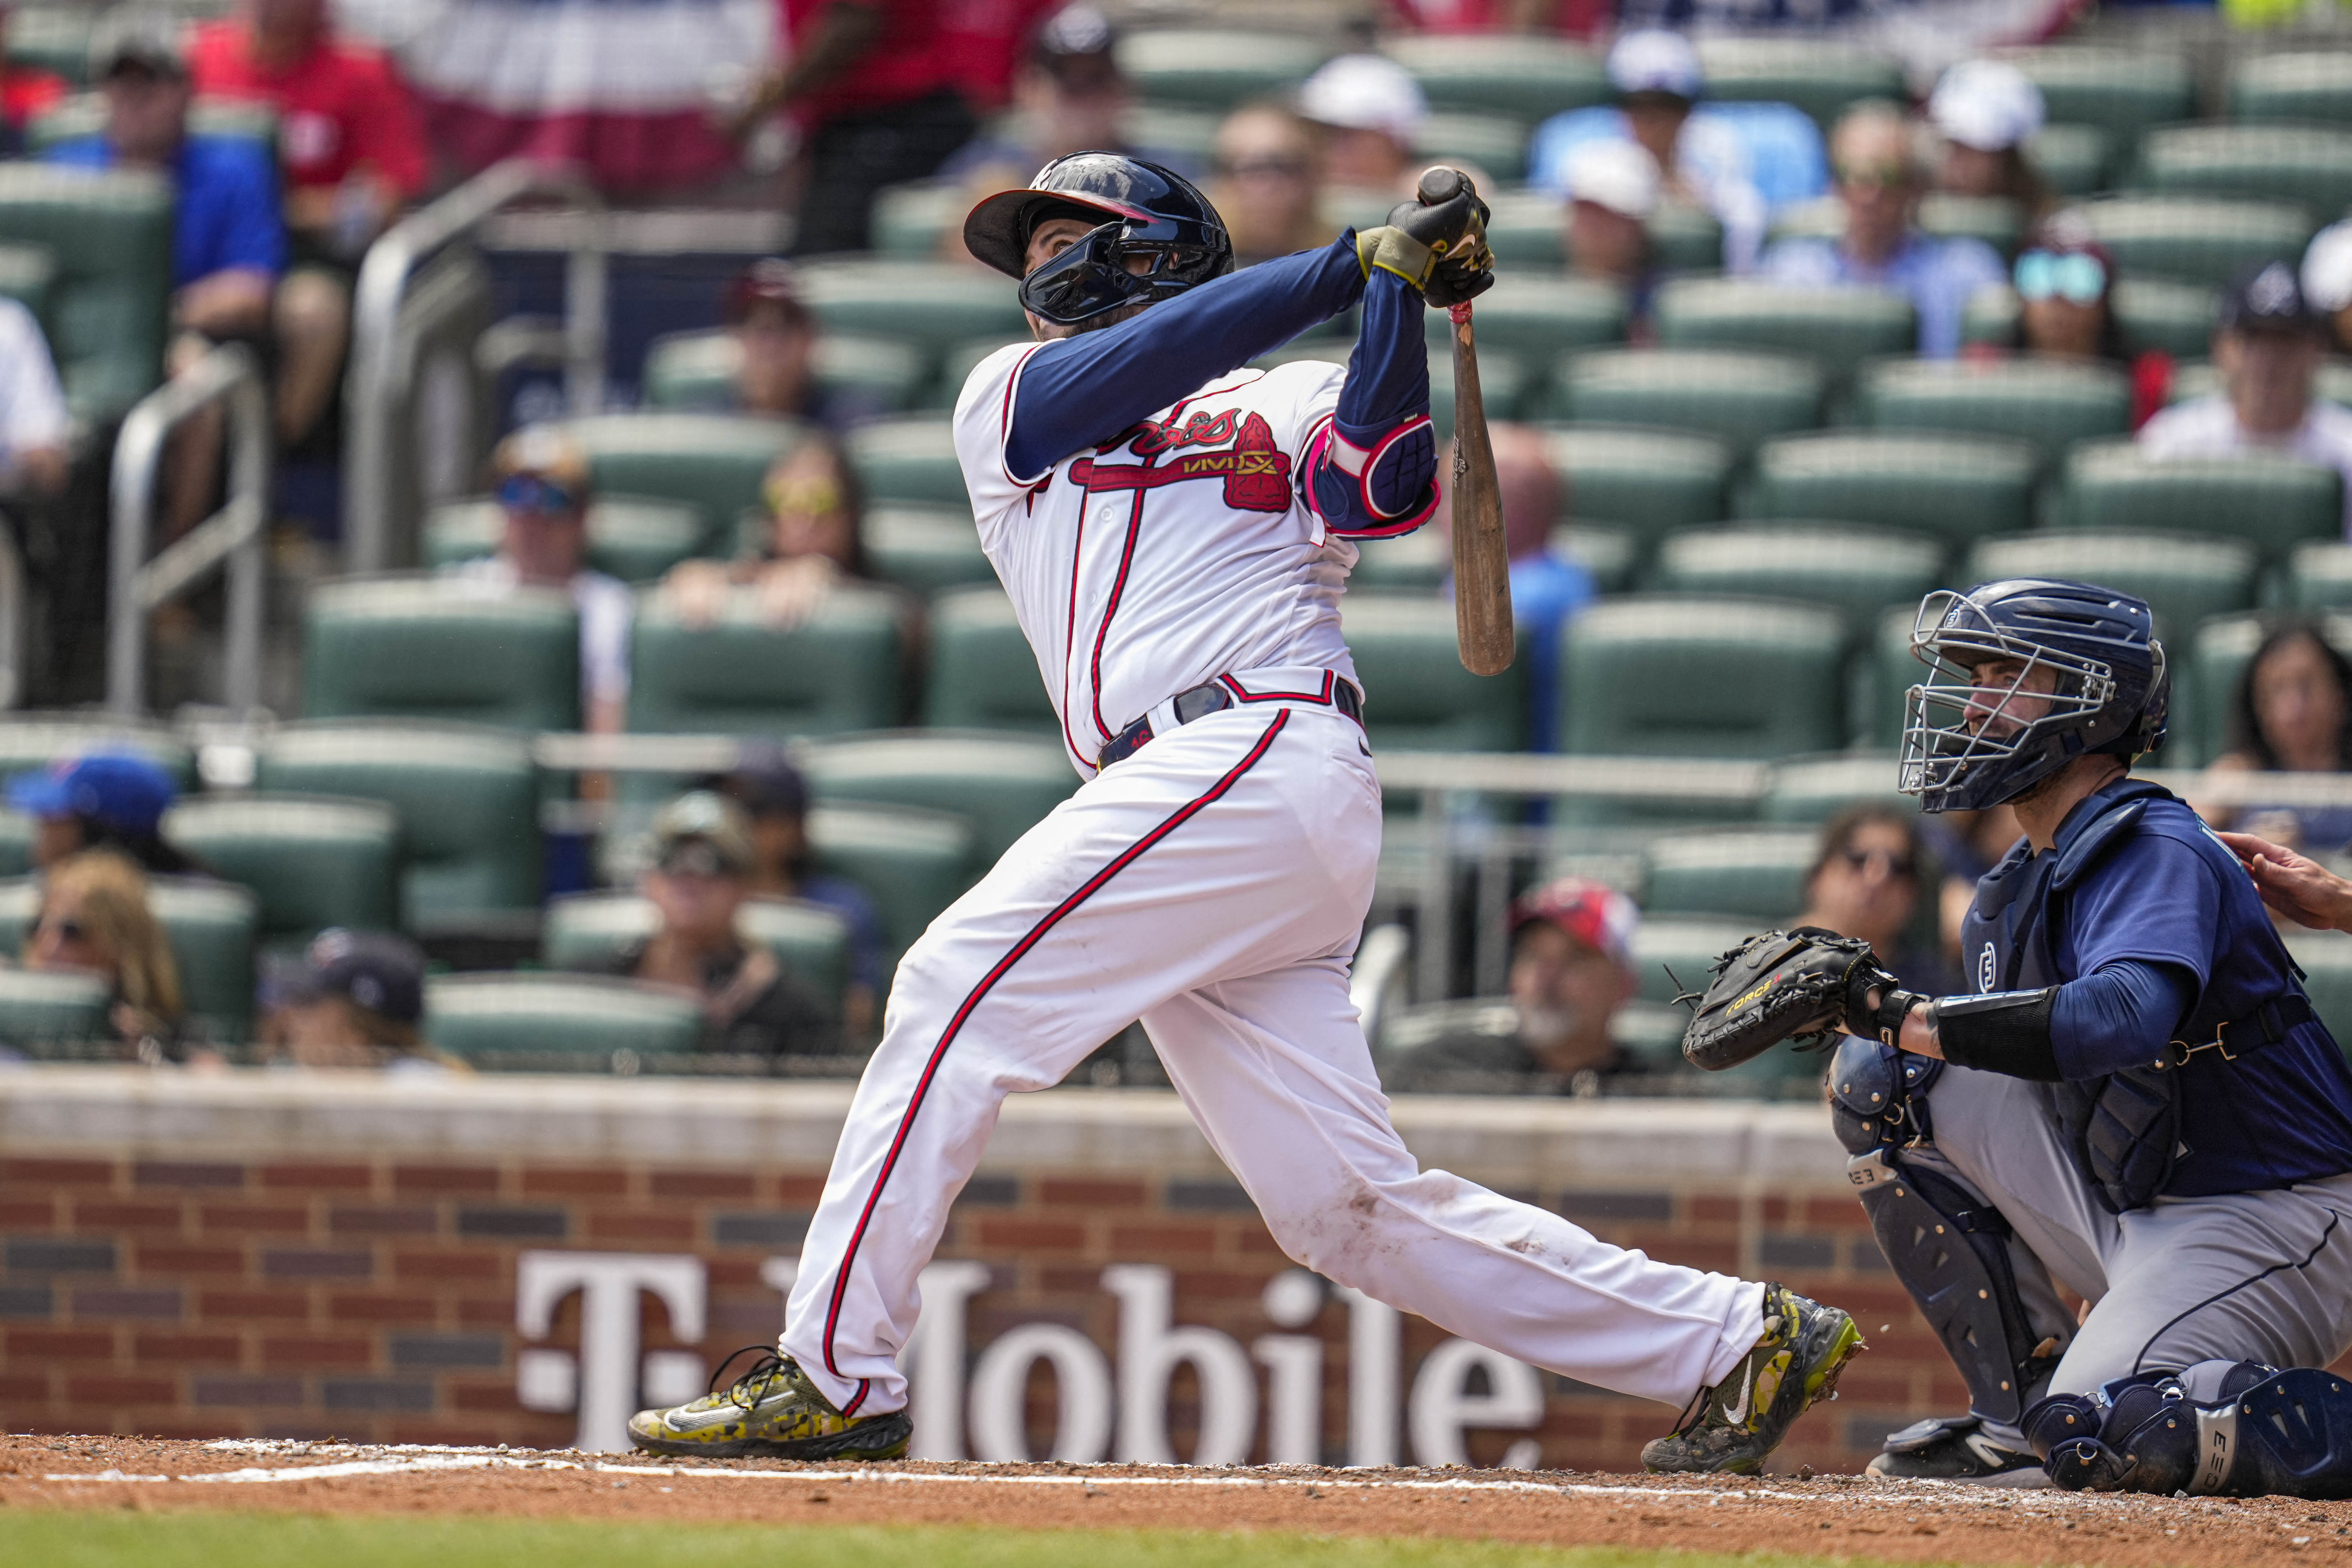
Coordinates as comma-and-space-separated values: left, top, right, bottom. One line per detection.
1419, 167, 1514, 678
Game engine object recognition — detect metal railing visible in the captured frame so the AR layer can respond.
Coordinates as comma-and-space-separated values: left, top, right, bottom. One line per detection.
344, 159, 605, 575
106, 344, 270, 717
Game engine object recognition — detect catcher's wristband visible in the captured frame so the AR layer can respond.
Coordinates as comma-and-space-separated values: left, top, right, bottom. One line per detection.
1864, 987, 1930, 1048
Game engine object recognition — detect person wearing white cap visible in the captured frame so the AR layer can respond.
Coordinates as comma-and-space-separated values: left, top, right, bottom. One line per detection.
1561, 139, 1661, 327
1296, 52, 1428, 201
1528, 28, 1768, 273
2304, 219, 2352, 356
1927, 59, 2052, 217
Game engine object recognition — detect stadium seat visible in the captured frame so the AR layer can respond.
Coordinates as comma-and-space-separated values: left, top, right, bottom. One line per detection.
1691, 37, 1905, 128
563, 414, 802, 556
1965, 531, 2259, 646
27, 94, 277, 156
924, 587, 1060, 739
868, 181, 963, 258
1122, 103, 1221, 162
1557, 522, 1638, 593
629, 584, 906, 738
542, 891, 852, 1011
0, 714, 191, 788
1484, 192, 1722, 276
1650, 526, 1943, 636
1550, 349, 1824, 455
421, 495, 704, 585
161, 794, 403, 950
2058, 442, 2342, 565
0, 967, 110, 1047
2289, 542, 2352, 610
1538, 426, 1732, 560
1969, 278, 2223, 360
2285, 930, 2352, 1046
800, 730, 1076, 865
847, 415, 965, 508
792, 259, 1030, 368
807, 800, 977, 960
1628, 915, 1760, 1004
1648, 200, 1727, 273
1256, 338, 1531, 436
932, 336, 1033, 410
2229, 52, 2352, 124
1349, 525, 1449, 592
7, 6, 93, 85
2131, 123, 2352, 217
1863, 603, 1932, 750
2171, 357, 2352, 409
253, 721, 541, 933
1416, 112, 1528, 184
424, 972, 703, 1069
1382, 33, 1609, 120
1423, 275, 1627, 371
640, 327, 928, 417
2076, 196, 2315, 290
1559, 596, 1847, 758
0, 164, 172, 419
1115, 29, 1332, 107
302, 575, 582, 733
2002, 47, 2196, 143
1640, 828, 1817, 921
2031, 122, 2111, 196
1760, 751, 1914, 823
1856, 357, 2131, 464
864, 503, 995, 596
1741, 431, 2039, 550
0, 874, 258, 1041
1769, 193, 2023, 258
0, 242, 55, 318
1341, 592, 1528, 752
0, 811, 29, 878
1652, 278, 1916, 391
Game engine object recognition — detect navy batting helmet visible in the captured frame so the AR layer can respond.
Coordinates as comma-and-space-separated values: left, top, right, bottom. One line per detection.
1898, 579, 2169, 813
963, 152, 1232, 326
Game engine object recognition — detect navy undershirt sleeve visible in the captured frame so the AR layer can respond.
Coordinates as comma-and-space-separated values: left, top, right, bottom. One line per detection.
1005, 237, 1368, 480
2049, 957, 2198, 1080
1316, 268, 1437, 525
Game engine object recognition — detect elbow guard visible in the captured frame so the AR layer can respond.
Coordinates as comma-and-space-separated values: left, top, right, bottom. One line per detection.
1930, 988, 2062, 1081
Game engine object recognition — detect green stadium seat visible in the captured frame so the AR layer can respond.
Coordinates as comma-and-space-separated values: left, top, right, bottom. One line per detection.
640, 326, 928, 417
1692, 38, 1905, 128
1768, 193, 2023, 258
1122, 104, 1221, 162
1965, 531, 2259, 647
2002, 47, 2196, 143
847, 415, 965, 507
1648, 200, 1727, 273
0, 875, 259, 1042
421, 495, 704, 585
543, 891, 851, 1011
1256, 337, 1530, 436
424, 972, 703, 1069
1116, 29, 1332, 107
1972, 278, 2223, 359
0, 242, 56, 319
1383, 33, 1609, 120
1864, 603, 1926, 750
8, 6, 95, 86
1423, 274, 1627, 369
2289, 542, 2352, 610
1559, 596, 1847, 758
1538, 425, 1732, 559
0, 715, 191, 788
2131, 123, 2352, 216
2284, 930, 2352, 1045
864, 503, 994, 596
1741, 431, 2039, 549
302, 574, 582, 732
254, 721, 541, 933
1760, 751, 1913, 823
2058, 442, 2342, 564
1415, 111, 1528, 185
1341, 592, 1528, 752
563, 414, 802, 556
1651, 526, 1943, 635
0, 967, 110, 1046
161, 794, 403, 950
2171, 357, 2352, 408
0, 164, 172, 420
0, 811, 31, 880
30, 93, 277, 157
1856, 357, 2132, 464
800, 729, 1075, 865
2030, 123, 2112, 196
931, 335, 1032, 411
868, 181, 962, 258
793, 259, 1030, 367
629, 584, 905, 739
807, 800, 977, 959
1558, 523, 1638, 593
1640, 828, 1816, 920
924, 586, 1058, 739
1652, 278, 1916, 390
1551, 349, 1823, 455
2077, 196, 2316, 290
1627, 915, 1760, 1004
1349, 525, 1450, 592
2230, 53, 2352, 124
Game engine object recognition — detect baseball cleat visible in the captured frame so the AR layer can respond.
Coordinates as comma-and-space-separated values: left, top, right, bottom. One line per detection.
628, 1348, 911, 1461
1640, 1283, 1865, 1475
1866, 1415, 2048, 1486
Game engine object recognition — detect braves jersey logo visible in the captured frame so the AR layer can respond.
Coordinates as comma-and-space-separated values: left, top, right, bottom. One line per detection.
1069, 412, 1295, 512
1119, 408, 1237, 456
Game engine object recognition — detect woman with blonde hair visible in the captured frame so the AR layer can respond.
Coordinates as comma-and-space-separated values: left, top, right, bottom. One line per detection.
22, 849, 183, 1050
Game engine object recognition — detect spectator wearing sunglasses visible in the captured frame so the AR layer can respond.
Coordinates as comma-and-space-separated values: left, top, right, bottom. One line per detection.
22, 849, 185, 1056
1925, 59, 2053, 221
1791, 802, 1949, 992
1974, 210, 2174, 428
1757, 102, 2006, 359
450, 426, 631, 736
2140, 261, 2352, 535
1207, 102, 1326, 269
2300, 218, 2352, 358
662, 433, 874, 631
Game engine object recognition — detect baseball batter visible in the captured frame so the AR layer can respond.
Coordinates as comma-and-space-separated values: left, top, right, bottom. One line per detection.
627, 153, 1861, 1472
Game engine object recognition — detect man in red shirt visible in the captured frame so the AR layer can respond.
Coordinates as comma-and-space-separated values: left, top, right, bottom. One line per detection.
189, 0, 428, 449
0, 6, 67, 154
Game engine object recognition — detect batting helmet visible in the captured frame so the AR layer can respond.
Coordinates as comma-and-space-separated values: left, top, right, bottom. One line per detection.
963, 152, 1233, 326
1898, 578, 2169, 813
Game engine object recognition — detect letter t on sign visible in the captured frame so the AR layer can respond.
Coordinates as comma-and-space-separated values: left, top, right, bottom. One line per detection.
516, 1251, 707, 1453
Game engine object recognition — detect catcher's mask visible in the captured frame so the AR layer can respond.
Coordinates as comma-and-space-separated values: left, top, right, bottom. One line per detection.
1898, 578, 2168, 813
963, 152, 1232, 327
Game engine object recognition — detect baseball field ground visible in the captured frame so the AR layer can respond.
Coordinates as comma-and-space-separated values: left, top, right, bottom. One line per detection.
6, 1435, 2351, 1567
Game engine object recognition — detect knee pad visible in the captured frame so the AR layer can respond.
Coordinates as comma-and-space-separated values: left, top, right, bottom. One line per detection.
2025, 1363, 2351, 1497
2027, 1375, 2200, 1494
1827, 1035, 1940, 1154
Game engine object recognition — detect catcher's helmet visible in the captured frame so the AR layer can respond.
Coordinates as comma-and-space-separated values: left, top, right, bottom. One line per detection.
963, 152, 1233, 326
1898, 578, 2169, 813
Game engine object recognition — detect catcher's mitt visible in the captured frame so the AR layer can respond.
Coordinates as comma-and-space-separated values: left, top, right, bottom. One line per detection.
1678, 928, 1897, 1071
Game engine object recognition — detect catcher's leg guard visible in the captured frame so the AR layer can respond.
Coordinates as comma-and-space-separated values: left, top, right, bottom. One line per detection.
2022, 1362, 2352, 1498
2226, 1367, 2352, 1499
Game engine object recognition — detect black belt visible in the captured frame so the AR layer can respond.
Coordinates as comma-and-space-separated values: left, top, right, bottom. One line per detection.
1098, 674, 1361, 770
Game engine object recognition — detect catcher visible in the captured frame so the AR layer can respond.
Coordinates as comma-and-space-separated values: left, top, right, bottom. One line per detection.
1683, 578, 2352, 1495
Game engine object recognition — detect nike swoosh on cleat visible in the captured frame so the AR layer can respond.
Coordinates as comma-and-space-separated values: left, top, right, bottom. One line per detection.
1725, 1364, 1755, 1426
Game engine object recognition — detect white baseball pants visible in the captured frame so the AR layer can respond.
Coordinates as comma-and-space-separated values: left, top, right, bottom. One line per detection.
780, 697, 1765, 1419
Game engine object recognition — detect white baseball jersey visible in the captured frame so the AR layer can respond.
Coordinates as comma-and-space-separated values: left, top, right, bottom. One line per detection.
953, 342, 1362, 776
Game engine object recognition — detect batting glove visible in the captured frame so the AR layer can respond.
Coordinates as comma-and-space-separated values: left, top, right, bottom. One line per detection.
1355, 167, 1492, 298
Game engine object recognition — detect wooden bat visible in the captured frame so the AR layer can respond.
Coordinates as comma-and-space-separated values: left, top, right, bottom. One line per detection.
1420, 167, 1514, 678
